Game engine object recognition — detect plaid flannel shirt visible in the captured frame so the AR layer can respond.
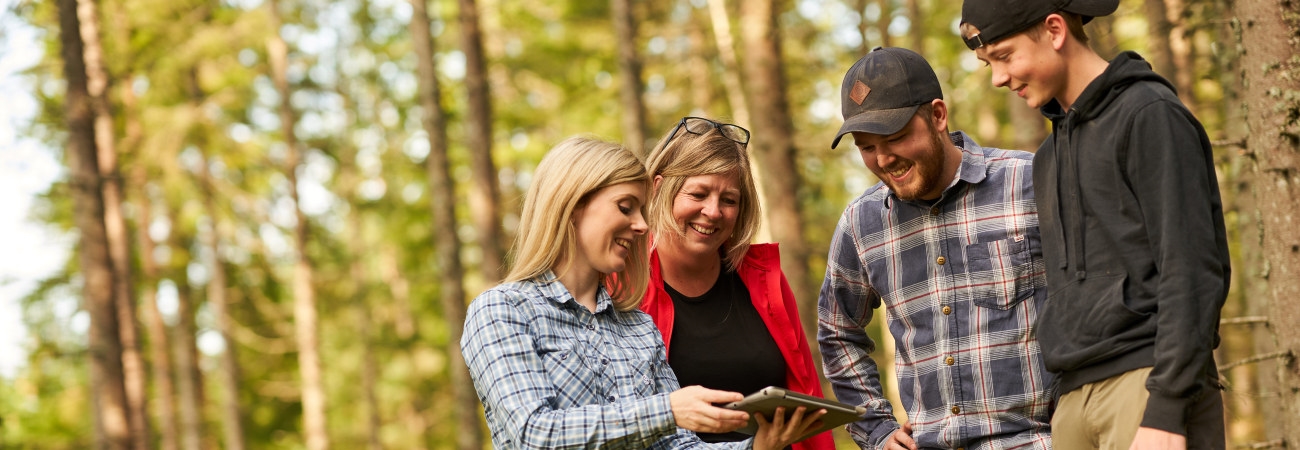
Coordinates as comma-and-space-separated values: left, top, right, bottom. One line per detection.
461, 271, 753, 449
818, 132, 1055, 450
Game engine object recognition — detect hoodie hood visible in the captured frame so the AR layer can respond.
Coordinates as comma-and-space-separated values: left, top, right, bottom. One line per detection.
1041, 51, 1175, 122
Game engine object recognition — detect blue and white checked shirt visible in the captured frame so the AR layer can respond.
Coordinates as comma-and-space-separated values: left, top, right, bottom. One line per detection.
461, 271, 753, 449
818, 132, 1055, 450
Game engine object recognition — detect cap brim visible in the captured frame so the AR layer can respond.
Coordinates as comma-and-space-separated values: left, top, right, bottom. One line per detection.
1065, 0, 1119, 20
831, 104, 922, 148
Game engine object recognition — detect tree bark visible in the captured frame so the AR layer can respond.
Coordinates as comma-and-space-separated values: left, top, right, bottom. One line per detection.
76, 1, 152, 447
611, 0, 648, 155
267, 1, 330, 448
59, 0, 132, 447
686, 9, 715, 113
906, 0, 922, 54
877, 0, 893, 48
1236, 0, 1300, 444
1165, 0, 1196, 112
457, 0, 505, 282
136, 175, 180, 450
706, 0, 751, 129
164, 219, 205, 450
738, 0, 819, 371
197, 148, 247, 450
1143, 0, 1176, 82
409, 1, 480, 448
1009, 93, 1048, 151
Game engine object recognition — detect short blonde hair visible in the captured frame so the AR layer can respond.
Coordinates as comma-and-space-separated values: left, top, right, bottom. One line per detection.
505, 136, 651, 311
645, 121, 761, 272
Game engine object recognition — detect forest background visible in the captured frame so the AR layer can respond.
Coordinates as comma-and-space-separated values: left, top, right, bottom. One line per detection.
1, 0, 1298, 448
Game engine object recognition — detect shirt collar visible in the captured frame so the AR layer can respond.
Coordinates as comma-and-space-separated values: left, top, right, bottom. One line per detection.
536, 270, 615, 314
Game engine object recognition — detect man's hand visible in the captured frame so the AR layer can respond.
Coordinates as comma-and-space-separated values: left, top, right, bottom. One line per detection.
668, 386, 749, 433
1128, 427, 1186, 450
884, 422, 917, 450
752, 406, 828, 450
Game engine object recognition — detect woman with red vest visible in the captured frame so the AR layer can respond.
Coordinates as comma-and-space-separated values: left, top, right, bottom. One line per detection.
641, 117, 835, 450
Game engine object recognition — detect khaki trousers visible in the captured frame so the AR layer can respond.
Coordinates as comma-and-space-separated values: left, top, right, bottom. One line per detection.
1051, 367, 1225, 450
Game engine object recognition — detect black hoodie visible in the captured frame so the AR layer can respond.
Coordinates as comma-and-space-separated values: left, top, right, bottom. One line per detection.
1033, 51, 1230, 434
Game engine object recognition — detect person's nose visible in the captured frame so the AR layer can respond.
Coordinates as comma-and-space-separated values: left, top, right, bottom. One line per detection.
991, 63, 1010, 89
700, 196, 720, 219
875, 145, 898, 168
630, 210, 648, 234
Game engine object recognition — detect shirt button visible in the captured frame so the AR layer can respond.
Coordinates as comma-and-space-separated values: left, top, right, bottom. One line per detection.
942, 306, 952, 315
608, 395, 616, 402
951, 406, 960, 414
936, 256, 946, 265
945, 356, 955, 365
602, 359, 609, 365
587, 324, 595, 330
930, 207, 940, 216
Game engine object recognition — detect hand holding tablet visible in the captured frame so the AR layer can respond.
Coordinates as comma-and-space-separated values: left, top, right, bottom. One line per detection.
725, 386, 867, 442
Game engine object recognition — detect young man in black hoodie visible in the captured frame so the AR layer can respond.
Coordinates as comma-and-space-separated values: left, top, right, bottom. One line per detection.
957, 1, 1231, 449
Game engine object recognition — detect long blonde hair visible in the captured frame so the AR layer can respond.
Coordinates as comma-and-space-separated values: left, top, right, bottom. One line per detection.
644, 122, 761, 271
505, 136, 651, 311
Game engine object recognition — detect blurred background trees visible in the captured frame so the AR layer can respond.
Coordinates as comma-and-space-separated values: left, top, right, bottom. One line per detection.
2, 0, 1298, 448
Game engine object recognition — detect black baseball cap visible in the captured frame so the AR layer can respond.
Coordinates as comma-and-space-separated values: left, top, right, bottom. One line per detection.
831, 47, 942, 149
960, 0, 1119, 50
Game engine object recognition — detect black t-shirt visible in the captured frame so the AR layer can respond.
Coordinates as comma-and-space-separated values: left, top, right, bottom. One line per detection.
666, 267, 787, 443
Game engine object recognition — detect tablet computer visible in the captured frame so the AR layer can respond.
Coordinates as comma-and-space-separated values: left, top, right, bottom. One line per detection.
724, 386, 866, 440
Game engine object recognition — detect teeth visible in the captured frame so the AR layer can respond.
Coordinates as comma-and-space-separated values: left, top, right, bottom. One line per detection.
690, 224, 716, 235
615, 239, 630, 249
888, 166, 909, 178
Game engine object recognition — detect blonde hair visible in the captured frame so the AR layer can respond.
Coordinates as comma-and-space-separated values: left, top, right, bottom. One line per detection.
644, 121, 761, 272
505, 136, 651, 311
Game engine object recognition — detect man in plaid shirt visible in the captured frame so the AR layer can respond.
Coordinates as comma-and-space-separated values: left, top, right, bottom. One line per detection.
818, 47, 1055, 450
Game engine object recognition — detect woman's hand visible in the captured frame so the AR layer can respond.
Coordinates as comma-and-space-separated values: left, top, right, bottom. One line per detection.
668, 386, 750, 433
752, 406, 827, 450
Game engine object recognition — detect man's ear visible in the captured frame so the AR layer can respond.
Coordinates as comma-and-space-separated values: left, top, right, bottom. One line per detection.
1044, 13, 1069, 50
930, 99, 949, 132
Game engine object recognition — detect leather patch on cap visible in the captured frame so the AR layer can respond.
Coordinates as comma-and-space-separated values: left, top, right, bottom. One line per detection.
850, 80, 870, 105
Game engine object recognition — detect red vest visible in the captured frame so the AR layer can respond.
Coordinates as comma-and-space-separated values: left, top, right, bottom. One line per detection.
642, 243, 836, 450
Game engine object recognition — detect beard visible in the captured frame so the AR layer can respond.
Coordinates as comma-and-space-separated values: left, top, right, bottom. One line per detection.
884, 122, 951, 201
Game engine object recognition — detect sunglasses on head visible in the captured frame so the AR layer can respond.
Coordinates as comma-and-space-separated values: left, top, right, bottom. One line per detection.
663, 117, 750, 148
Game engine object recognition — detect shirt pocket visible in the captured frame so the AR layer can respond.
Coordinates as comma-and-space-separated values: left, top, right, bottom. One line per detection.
965, 236, 1037, 310
540, 344, 611, 406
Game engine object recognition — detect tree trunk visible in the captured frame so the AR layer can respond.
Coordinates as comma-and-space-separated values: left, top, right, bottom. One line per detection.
196, 148, 247, 450
137, 175, 180, 450
59, 0, 132, 447
877, 0, 893, 48
857, 0, 871, 54
1165, 0, 1196, 112
164, 219, 205, 450
611, 0, 648, 155
686, 9, 715, 113
706, 0, 751, 128
1144, 0, 1176, 82
906, 0, 922, 53
335, 78, 384, 449
77, 1, 152, 447
267, 1, 330, 447
707, 0, 771, 244
1236, 0, 1300, 444
1009, 93, 1048, 151
738, 0, 819, 371
409, 1, 480, 449
457, 0, 505, 283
